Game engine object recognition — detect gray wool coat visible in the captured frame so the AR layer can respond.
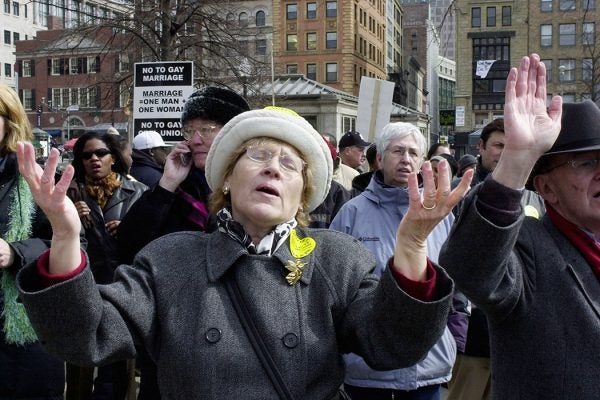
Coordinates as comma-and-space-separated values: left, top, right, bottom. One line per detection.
17, 228, 453, 400
440, 185, 600, 400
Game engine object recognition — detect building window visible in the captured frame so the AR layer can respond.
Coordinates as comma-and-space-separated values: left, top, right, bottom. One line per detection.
562, 93, 576, 102
326, 1, 337, 18
541, 25, 553, 47
559, 23, 576, 46
559, 0, 576, 10
286, 34, 297, 51
118, 53, 129, 72
238, 12, 248, 27
559, 59, 575, 81
541, 0, 553, 11
255, 10, 265, 26
12, 1, 18, 15
119, 84, 129, 108
88, 56, 99, 73
3, 0, 9, 13
583, 22, 595, 45
286, 4, 297, 20
306, 32, 317, 50
541, 59, 553, 82
4, 63, 11, 78
473, 37, 510, 61
502, 6, 511, 26
306, 2, 316, 19
12, 32, 19, 44
487, 7, 496, 27
326, 62, 337, 81
286, 64, 298, 74
51, 59, 61, 75
22, 60, 32, 77
256, 39, 266, 55
306, 63, 316, 80
583, 58, 593, 81
4, 30, 10, 45
69, 58, 79, 74
583, 0, 596, 10
22, 89, 33, 110
326, 32, 337, 49
471, 8, 481, 28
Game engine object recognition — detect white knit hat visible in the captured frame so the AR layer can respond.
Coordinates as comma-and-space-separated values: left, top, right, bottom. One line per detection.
206, 108, 333, 212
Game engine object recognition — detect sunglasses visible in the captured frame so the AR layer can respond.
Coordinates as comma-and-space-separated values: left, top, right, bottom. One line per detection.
81, 148, 112, 160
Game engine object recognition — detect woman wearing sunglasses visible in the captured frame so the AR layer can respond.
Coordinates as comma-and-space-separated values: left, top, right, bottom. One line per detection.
66, 131, 147, 400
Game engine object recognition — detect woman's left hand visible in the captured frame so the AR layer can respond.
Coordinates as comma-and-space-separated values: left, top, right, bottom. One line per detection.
392, 160, 473, 281
17, 142, 82, 275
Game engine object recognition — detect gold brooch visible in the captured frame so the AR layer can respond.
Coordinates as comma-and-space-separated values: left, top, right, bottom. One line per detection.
285, 259, 306, 285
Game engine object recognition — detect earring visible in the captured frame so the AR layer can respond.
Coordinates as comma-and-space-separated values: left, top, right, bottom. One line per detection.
223, 186, 229, 195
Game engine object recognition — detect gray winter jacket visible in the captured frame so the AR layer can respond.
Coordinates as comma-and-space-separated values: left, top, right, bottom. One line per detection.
18, 228, 453, 400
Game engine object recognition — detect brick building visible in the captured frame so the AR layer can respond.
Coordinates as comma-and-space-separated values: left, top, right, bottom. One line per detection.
272, 0, 388, 96
15, 23, 131, 142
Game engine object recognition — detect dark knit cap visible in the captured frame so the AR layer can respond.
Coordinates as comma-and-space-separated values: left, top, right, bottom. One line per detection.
181, 86, 250, 126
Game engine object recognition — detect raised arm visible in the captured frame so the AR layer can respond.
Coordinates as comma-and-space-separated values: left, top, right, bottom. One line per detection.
391, 159, 472, 281
493, 53, 563, 189
16, 142, 81, 274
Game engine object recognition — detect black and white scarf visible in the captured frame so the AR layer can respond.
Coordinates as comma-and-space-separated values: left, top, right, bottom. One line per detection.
216, 208, 296, 256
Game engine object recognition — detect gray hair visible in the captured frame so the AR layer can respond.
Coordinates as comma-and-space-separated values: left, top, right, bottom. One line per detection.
376, 122, 427, 164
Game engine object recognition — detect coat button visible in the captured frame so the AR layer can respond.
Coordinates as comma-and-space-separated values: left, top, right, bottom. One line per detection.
282, 333, 299, 348
205, 328, 221, 343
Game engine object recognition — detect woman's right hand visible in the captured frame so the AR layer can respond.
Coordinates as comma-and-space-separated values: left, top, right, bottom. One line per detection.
17, 142, 82, 274
74, 201, 92, 229
158, 141, 193, 192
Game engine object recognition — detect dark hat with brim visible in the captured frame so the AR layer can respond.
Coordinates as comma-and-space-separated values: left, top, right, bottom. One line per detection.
527, 100, 600, 189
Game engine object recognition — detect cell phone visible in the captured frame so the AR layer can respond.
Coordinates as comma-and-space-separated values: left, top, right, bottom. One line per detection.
179, 152, 192, 166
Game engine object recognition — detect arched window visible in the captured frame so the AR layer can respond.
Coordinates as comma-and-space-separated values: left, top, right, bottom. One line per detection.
239, 12, 249, 27
256, 10, 266, 26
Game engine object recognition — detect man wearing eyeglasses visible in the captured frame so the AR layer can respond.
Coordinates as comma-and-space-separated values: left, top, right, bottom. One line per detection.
116, 86, 249, 400
441, 54, 600, 399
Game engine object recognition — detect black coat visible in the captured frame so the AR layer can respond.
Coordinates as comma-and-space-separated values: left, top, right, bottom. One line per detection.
117, 171, 217, 264
0, 153, 64, 399
67, 176, 147, 284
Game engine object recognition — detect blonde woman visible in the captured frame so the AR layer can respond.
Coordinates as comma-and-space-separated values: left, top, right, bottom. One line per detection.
0, 84, 65, 398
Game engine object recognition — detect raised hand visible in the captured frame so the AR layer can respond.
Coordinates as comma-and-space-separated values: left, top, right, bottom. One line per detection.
393, 160, 473, 280
16, 142, 82, 274
495, 54, 563, 189
159, 141, 193, 192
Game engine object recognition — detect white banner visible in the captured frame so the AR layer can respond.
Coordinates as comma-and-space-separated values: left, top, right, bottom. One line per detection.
475, 60, 497, 79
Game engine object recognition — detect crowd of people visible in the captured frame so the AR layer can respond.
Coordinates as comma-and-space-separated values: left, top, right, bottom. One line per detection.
0, 52, 598, 400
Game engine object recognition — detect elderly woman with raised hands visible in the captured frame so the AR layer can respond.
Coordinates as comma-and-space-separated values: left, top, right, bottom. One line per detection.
14, 107, 472, 400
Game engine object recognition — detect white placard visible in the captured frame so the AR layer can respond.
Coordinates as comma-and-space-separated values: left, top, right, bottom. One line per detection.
356, 77, 395, 142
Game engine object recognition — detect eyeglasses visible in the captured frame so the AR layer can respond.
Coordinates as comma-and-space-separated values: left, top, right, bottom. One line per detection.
81, 148, 111, 160
546, 158, 600, 173
387, 145, 421, 161
245, 146, 305, 174
181, 125, 218, 141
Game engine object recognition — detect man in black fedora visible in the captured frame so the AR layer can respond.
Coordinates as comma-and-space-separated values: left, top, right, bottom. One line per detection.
441, 53, 600, 399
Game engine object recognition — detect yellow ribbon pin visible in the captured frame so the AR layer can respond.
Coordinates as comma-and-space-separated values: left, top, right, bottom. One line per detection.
289, 229, 316, 259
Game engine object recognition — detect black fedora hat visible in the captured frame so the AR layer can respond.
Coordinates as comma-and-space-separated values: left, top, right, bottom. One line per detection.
544, 100, 600, 155
527, 100, 600, 189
